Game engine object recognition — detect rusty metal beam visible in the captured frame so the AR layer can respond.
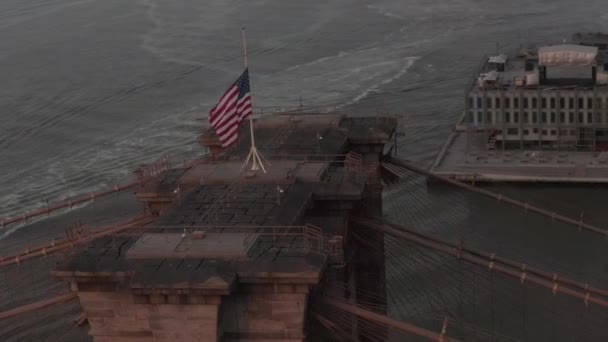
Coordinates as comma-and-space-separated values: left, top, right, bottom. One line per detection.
383, 159, 608, 238
356, 217, 608, 308
0, 215, 154, 267
323, 298, 462, 342
0, 152, 204, 231
375, 218, 608, 300
0, 182, 142, 230
0, 293, 78, 320
312, 312, 355, 341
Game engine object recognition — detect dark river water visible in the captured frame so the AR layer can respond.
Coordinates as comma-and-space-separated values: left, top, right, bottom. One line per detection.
2, 0, 608, 340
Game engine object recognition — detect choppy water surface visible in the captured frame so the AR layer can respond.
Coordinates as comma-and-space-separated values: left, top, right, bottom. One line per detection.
2, 0, 608, 340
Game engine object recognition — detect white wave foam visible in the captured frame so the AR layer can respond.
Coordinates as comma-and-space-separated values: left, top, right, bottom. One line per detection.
0, 104, 205, 237
251, 40, 421, 109
349, 56, 419, 104
366, 4, 404, 20
286, 51, 350, 72
0, 0, 95, 30
138, 0, 205, 66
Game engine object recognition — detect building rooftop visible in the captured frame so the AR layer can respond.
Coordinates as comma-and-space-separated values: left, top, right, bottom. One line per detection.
126, 233, 257, 260
53, 112, 397, 290
472, 33, 608, 91
538, 44, 598, 66
200, 113, 396, 154
155, 182, 316, 227
52, 178, 332, 292
53, 232, 327, 292
573, 32, 608, 48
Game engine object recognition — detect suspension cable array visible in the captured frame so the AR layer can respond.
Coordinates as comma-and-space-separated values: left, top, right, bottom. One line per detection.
0, 215, 154, 268
0, 181, 141, 230
321, 297, 462, 342
382, 157, 608, 238
0, 293, 78, 321
355, 217, 608, 309
4, 124, 608, 340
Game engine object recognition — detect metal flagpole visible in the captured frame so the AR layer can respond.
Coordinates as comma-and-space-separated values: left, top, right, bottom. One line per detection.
241, 27, 267, 173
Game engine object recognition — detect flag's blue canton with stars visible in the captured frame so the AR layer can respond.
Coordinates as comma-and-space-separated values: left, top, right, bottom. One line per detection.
209, 68, 253, 147
236, 69, 251, 98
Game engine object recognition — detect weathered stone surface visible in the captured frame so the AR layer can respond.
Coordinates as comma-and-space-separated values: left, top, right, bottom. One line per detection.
51, 113, 396, 342
77, 290, 220, 341
221, 291, 309, 340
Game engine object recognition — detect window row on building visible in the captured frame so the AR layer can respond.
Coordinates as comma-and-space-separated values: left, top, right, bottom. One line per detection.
471, 110, 606, 125
468, 93, 608, 111
497, 128, 578, 136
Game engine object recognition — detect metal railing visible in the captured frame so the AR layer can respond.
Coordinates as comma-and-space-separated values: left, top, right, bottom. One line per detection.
252, 105, 341, 117
133, 152, 209, 181
188, 152, 368, 180
115, 224, 326, 253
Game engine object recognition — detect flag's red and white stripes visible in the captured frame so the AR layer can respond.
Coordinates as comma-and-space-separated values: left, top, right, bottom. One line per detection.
209, 69, 252, 147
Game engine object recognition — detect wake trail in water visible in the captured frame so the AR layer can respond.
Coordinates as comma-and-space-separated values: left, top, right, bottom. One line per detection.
0, 104, 203, 223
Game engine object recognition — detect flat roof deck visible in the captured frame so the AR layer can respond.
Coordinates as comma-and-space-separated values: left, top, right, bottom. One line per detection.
200, 114, 396, 155
126, 233, 257, 260
180, 160, 328, 186
55, 175, 359, 288
53, 233, 326, 291
432, 130, 608, 183
156, 182, 316, 226
54, 163, 362, 288
53, 113, 395, 288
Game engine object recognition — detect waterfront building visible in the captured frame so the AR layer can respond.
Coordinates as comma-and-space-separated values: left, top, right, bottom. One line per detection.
466, 33, 608, 151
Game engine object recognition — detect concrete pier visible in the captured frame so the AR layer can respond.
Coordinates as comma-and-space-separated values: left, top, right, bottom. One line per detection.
53, 113, 397, 341
433, 125, 608, 183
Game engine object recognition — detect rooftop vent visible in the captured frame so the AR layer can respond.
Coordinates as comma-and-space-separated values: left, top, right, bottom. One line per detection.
538, 45, 598, 66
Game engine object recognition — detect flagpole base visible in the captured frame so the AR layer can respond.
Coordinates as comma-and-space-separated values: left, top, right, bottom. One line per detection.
243, 146, 267, 173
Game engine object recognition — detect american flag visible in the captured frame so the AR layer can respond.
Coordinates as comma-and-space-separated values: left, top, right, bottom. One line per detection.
209, 68, 253, 147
